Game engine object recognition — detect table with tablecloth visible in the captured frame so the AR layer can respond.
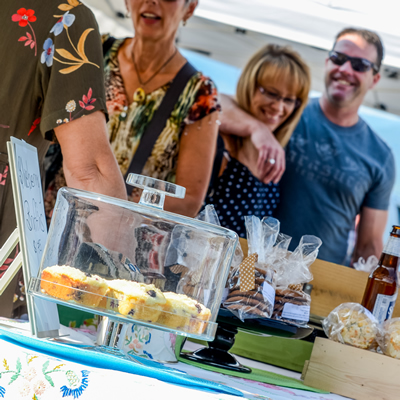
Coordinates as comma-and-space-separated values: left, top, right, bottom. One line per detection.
0, 322, 351, 400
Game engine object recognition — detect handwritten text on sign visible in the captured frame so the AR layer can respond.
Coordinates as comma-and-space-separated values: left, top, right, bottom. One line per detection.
10, 137, 60, 335
17, 156, 46, 256
14, 147, 47, 276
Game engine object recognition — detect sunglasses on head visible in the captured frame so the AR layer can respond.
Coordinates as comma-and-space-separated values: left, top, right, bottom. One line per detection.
328, 51, 379, 74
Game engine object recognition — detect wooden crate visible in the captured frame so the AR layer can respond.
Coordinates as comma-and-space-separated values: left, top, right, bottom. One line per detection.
303, 337, 400, 400
238, 238, 400, 319
309, 258, 400, 319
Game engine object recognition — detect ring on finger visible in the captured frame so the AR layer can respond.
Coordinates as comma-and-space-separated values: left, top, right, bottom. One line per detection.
268, 158, 276, 165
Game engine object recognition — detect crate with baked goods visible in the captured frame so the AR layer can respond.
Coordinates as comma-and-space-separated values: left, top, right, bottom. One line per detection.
28, 175, 238, 341
222, 215, 321, 328
302, 303, 400, 399
322, 302, 400, 358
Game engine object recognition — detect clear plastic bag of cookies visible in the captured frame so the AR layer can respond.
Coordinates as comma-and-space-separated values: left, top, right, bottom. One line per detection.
272, 235, 321, 326
376, 318, 400, 359
322, 302, 380, 350
167, 205, 235, 306
223, 216, 280, 321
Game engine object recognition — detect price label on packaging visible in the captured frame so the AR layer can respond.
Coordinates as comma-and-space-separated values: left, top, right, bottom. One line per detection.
282, 304, 310, 322
262, 281, 275, 306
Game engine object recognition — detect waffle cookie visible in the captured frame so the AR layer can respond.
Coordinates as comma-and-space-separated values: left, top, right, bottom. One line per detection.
224, 264, 275, 319
40, 265, 108, 307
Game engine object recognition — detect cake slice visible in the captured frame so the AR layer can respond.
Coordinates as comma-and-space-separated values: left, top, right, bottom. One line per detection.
157, 292, 211, 334
40, 265, 108, 307
100, 279, 166, 323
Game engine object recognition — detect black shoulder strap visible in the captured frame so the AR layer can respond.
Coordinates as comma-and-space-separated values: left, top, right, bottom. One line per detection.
207, 134, 225, 196
103, 36, 116, 56
125, 61, 198, 194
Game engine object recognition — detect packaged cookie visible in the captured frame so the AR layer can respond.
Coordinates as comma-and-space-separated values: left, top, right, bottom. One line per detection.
223, 216, 279, 321
166, 205, 231, 307
376, 318, 400, 359
322, 303, 379, 350
272, 235, 321, 326
274, 286, 311, 325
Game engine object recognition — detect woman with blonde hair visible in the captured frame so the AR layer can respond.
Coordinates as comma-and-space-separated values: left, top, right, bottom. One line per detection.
205, 44, 310, 237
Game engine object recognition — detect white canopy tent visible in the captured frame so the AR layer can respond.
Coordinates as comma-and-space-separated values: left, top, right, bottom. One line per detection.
85, 0, 400, 116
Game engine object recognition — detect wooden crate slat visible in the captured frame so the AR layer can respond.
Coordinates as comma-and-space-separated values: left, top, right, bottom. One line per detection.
304, 338, 400, 400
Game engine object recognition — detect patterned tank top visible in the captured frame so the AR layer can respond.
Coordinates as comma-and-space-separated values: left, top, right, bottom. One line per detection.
205, 154, 280, 238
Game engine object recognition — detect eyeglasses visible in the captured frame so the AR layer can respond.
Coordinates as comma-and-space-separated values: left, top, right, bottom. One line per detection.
328, 51, 379, 74
258, 86, 300, 108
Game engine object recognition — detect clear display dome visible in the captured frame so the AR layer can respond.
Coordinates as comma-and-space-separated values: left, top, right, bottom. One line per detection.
29, 175, 238, 341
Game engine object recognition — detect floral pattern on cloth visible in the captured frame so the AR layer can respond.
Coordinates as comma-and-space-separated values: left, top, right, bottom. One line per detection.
38, 1, 100, 74
0, 166, 8, 187
122, 324, 177, 362
103, 35, 221, 191
0, 336, 245, 400
11, 2, 98, 75
0, 354, 89, 399
0, 1, 109, 290
28, 118, 41, 136
56, 88, 96, 125
12, 8, 38, 56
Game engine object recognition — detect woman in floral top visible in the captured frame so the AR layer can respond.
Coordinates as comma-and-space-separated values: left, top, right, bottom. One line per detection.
46, 0, 220, 219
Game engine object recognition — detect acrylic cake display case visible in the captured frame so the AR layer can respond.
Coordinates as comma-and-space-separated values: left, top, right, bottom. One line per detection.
29, 175, 238, 341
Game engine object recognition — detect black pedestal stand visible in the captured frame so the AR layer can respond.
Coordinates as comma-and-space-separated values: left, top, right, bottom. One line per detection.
180, 308, 315, 373
180, 322, 251, 373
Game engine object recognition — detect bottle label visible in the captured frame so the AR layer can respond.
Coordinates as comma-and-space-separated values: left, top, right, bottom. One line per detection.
383, 236, 400, 257
372, 292, 398, 324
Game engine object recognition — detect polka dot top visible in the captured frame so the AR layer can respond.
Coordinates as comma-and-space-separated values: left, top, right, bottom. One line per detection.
204, 154, 280, 238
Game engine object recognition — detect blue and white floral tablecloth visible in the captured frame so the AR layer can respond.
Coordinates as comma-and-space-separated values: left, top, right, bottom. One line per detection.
0, 323, 351, 400
0, 334, 244, 400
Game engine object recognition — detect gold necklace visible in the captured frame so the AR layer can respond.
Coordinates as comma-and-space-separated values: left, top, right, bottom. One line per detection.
132, 46, 178, 103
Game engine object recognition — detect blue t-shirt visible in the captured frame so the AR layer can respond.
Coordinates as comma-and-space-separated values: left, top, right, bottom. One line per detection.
275, 98, 395, 265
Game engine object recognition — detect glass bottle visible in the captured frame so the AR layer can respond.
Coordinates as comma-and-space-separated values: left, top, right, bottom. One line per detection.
361, 225, 400, 324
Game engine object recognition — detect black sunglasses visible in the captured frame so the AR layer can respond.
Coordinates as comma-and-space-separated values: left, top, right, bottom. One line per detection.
328, 51, 379, 74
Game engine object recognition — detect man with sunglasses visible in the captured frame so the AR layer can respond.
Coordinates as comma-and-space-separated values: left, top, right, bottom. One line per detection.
220, 27, 395, 266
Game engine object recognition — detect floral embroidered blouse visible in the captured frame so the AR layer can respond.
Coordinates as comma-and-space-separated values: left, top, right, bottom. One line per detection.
103, 35, 221, 189
0, 0, 107, 313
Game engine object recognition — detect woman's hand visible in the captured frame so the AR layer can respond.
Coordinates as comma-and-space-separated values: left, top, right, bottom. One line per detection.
251, 121, 286, 184
220, 94, 285, 184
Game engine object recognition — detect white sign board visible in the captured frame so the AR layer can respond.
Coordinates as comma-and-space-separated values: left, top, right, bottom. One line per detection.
7, 137, 59, 337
